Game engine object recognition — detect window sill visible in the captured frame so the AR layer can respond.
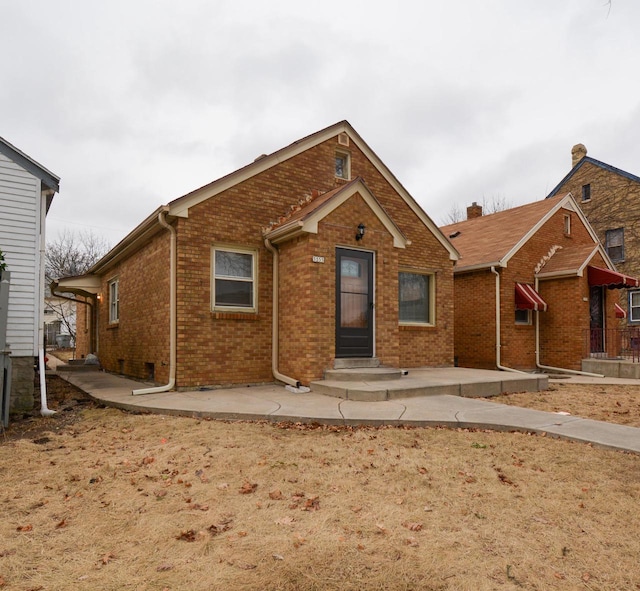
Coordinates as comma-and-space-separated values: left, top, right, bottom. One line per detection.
107, 322, 119, 330
212, 311, 259, 320
400, 323, 435, 330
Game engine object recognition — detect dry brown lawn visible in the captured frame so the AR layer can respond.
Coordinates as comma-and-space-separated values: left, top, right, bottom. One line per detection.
1, 378, 639, 590
487, 382, 640, 427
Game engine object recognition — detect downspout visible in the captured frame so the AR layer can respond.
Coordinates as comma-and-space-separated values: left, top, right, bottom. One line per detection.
133, 209, 177, 395
491, 266, 528, 374
534, 277, 604, 377
38, 192, 55, 416
263, 238, 301, 388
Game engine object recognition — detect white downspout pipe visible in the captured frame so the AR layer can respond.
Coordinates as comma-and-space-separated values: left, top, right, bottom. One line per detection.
133, 209, 177, 395
534, 277, 604, 377
491, 266, 528, 374
38, 348, 55, 416
38, 191, 55, 416
264, 238, 301, 388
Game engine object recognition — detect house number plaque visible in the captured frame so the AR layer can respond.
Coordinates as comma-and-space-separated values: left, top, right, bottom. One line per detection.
312, 256, 325, 263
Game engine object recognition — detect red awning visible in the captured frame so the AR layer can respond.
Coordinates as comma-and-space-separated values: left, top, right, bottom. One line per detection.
615, 303, 627, 319
587, 266, 639, 289
515, 283, 548, 312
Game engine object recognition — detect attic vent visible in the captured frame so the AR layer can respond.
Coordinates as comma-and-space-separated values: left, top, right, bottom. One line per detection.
338, 133, 350, 147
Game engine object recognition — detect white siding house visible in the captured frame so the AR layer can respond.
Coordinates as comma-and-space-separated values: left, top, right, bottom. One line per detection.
0, 137, 59, 412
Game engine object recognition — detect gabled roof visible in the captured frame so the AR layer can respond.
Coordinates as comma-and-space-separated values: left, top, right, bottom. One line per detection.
441, 193, 604, 273
535, 244, 608, 279
547, 155, 640, 198
0, 136, 60, 195
87, 121, 458, 273
264, 177, 408, 248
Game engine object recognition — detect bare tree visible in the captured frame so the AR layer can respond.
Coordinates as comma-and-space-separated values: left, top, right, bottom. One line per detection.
45, 230, 110, 345
45, 229, 109, 282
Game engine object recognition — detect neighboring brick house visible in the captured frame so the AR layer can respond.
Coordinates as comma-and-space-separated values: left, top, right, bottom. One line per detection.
0, 136, 60, 414
57, 122, 458, 391
441, 193, 637, 372
547, 144, 640, 325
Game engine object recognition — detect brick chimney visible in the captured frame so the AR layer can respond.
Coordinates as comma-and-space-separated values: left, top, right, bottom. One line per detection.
467, 202, 483, 220
571, 143, 587, 167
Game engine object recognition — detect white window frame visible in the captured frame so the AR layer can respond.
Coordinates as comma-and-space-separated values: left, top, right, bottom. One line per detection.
335, 150, 351, 180
211, 245, 258, 313
398, 270, 435, 326
515, 308, 532, 325
630, 291, 640, 323
563, 214, 571, 236
108, 278, 119, 324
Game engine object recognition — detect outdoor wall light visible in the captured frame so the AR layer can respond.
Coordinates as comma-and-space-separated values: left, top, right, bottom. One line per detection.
97, 293, 103, 302
356, 223, 366, 241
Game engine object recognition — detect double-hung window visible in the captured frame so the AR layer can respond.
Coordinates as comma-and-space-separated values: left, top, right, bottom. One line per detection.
108, 278, 119, 324
605, 228, 624, 262
630, 291, 640, 323
212, 246, 257, 312
399, 271, 434, 325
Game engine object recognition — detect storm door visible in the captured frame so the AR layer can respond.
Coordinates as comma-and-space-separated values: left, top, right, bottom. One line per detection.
335, 248, 374, 357
590, 285, 605, 353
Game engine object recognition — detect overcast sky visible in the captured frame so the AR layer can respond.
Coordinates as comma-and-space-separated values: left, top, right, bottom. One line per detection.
2, 0, 639, 247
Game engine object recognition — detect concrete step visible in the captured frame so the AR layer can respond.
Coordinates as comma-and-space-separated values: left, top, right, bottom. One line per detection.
310, 370, 547, 402
324, 367, 403, 382
333, 357, 381, 369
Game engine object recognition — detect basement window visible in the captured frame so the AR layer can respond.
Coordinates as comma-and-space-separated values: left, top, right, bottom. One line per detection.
212, 246, 257, 312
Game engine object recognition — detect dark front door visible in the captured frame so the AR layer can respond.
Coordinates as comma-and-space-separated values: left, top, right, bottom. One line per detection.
335, 248, 374, 357
590, 285, 605, 353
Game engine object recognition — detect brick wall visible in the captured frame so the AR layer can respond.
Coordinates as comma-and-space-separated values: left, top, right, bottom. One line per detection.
94, 231, 171, 383
94, 133, 455, 388
74, 296, 91, 358
454, 206, 607, 370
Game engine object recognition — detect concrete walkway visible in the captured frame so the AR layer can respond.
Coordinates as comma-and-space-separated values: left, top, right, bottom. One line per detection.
52, 364, 640, 454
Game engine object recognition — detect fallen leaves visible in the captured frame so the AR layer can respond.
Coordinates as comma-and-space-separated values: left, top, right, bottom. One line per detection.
16, 524, 33, 532
239, 481, 258, 494
100, 552, 116, 565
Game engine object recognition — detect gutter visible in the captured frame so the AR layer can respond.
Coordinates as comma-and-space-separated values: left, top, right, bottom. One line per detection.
132, 209, 177, 395
263, 238, 301, 388
534, 277, 604, 378
490, 266, 528, 374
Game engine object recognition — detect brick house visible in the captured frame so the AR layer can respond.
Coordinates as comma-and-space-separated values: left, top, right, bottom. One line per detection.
57, 122, 458, 391
440, 193, 637, 372
547, 144, 640, 325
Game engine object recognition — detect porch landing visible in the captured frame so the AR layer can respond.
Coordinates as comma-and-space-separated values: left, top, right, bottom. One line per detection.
310, 366, 548, 402
582, 358, 640, 379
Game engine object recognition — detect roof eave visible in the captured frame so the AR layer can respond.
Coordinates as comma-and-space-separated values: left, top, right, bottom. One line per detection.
0, 136, 60, 193
89, 206, 169, 274
454, 261, 506, 274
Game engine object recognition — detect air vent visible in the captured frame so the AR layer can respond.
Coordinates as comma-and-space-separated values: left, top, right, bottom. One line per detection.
338, 132, 349, 147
